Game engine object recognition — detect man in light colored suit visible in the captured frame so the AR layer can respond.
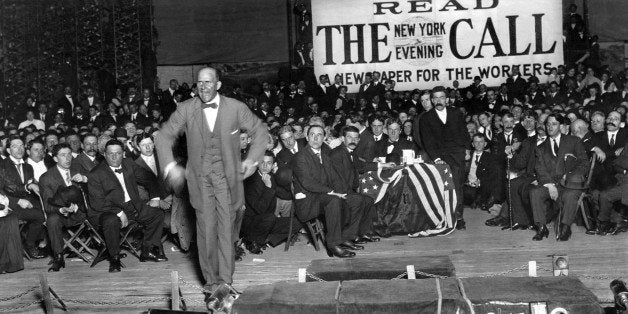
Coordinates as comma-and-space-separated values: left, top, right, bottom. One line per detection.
155, 67, 268, 305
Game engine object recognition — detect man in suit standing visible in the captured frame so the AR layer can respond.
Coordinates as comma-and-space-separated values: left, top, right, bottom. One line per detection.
346, 114, 376, 164
79, 87, 103, 112
0, 135, 46, 259
419, 86, 468, 229
529, 114, 588, 241
293, 125, 361, 258
87, 139, 166, 272
39, 143, 88, 271
161, 79, 180, 120
71, 134, 103, 176
57, 86, 78, 121
154, 67, 268, 303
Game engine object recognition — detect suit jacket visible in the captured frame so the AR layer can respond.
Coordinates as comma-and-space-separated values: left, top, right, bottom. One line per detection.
610, 141, 628, 205
511, 135, 539, 177
535, 135, 588, 185
358, 83, 378, 102
419, 107, 468, 167
0, 157, 37, 210
71, 152, 103, 176
492, 130, 528, 167
155, 95, 268, 211
595, 129, 628, 161
355, 129, 377, 164
243, 171, 277, 217
126, 113, 150, 128
293, 145, 336, 221
545, 92, 568, 107
528, 92, 546, 106
135, 154, 168, 197
466, 151, 498, 191
258, 91, 278, 107
57, 96, 79, 118
87, 158, 159, 221
372, 133, 390, 159
276, 141, 306, 168
329, 144, 377, 194
39, 166, 85, 215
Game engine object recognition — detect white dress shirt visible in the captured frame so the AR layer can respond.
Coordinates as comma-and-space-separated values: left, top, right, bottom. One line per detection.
203, 95, 220, 132
436, 108, 447, 124
550, 134, 562, 156
141, 154, 158, 175
110, 166, 131, 203
28, 158, 48, 181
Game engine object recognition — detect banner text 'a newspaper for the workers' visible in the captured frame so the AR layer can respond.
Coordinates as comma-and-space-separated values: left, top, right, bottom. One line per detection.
311, 0, 564, 92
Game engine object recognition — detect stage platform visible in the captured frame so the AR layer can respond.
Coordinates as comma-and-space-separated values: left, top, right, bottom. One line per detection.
1, 208, 626, 313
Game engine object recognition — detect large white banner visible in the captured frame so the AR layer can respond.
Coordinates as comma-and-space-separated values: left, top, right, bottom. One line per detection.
311, 0, 564, 93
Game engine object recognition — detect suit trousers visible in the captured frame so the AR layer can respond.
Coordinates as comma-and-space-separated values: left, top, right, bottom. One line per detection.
530, 185, 580, 225
344, 194, 374, 237
241, 213, 300, 247
99, 202, 164, 256
196, 175, 236, 292
47, 211, 86, 255
314, 194, 344, 248
499, 176, 535, 226
15, 205, 45, 249
597, 184, 625, 223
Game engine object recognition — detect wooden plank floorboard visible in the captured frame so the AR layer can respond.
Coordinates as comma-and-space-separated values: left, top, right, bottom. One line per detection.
0, 208, 626, 313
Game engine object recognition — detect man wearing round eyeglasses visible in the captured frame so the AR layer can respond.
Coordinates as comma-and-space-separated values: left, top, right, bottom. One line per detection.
419, 86, 469, 230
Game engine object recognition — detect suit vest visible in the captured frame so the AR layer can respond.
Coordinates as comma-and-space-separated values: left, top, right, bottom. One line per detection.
201, 110, 227, 185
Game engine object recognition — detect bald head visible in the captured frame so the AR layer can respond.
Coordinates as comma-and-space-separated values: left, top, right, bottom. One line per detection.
570, 119, 589, 139
197, 67, 222, 102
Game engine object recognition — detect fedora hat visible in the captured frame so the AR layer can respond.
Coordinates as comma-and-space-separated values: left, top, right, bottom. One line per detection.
560, 173, 587, 190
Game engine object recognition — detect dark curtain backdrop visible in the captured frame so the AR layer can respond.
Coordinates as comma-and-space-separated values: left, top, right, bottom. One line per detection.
154, 0, 289, 65
588, 0, 628, 41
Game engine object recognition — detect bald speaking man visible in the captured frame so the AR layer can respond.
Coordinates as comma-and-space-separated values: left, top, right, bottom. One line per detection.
155, 67, 268, 305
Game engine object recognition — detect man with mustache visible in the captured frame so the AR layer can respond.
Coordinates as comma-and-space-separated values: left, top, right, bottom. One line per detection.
71, 134, 104, 176
595, 111, 628, 162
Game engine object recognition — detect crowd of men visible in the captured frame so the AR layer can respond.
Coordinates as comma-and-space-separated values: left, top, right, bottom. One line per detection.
0, 7, 625, 269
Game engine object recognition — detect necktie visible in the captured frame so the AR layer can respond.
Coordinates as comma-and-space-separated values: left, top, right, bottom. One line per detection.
315, 152, 322, 164
202, 102, 217, 109
474, 154, 480, 166
114, 168, 123, 174
552, 139, 559, 156
486, 129, 491, 140
610, 134, 616, 147
15, 163, 23, 182
65, 171, 72, 186
506, 134, 511, 145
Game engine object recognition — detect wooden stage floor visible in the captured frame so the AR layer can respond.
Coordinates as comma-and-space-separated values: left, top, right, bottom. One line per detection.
1, 208, 626, 313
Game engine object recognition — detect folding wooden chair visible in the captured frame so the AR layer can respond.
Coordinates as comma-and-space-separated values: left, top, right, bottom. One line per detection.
90, 222, 140, 268
63, 219, 104, 263
554, 153, 596, 239
283, 181, 326, 252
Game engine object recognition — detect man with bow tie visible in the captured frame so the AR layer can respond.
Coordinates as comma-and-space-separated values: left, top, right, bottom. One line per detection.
155, 67, 268, 305
39, 143, 89, 271
87, 139, 166, 272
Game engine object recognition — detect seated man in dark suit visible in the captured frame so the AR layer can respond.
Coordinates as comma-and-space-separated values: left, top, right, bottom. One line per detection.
463, 134, 498, 210
293, 125, 364, 258
39, 143, 88, 271
242, 151, 300, 254
0, 135, 46, 259
70, 133, 103, 176
370, 116, 389, 160
376, 119, 420, 164
276, 126, 306, 168
330, 126, 390, 242
593, 140, 628, 236
530, 114, 588, 241
87, 139, 166, 272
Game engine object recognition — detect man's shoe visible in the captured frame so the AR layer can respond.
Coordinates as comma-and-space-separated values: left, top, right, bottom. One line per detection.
340, 240, 364, 251
586, 221, 610, 235
109, 255, 122, 273
326, 245, 356, 258
153, 247, 168, 262
456, 219, 466, 230
359, 234, 380, 242
245, 241, 263, 255
26, 247, 45, 259
485, 216, 506, 227
374, 230, 391, 238
557, 224, 572, 241
139, 248, 160, 262
610, 220, 628, 235
352, 237, 366, 245
48, 254, 65, 272
532, 224, 549, 241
